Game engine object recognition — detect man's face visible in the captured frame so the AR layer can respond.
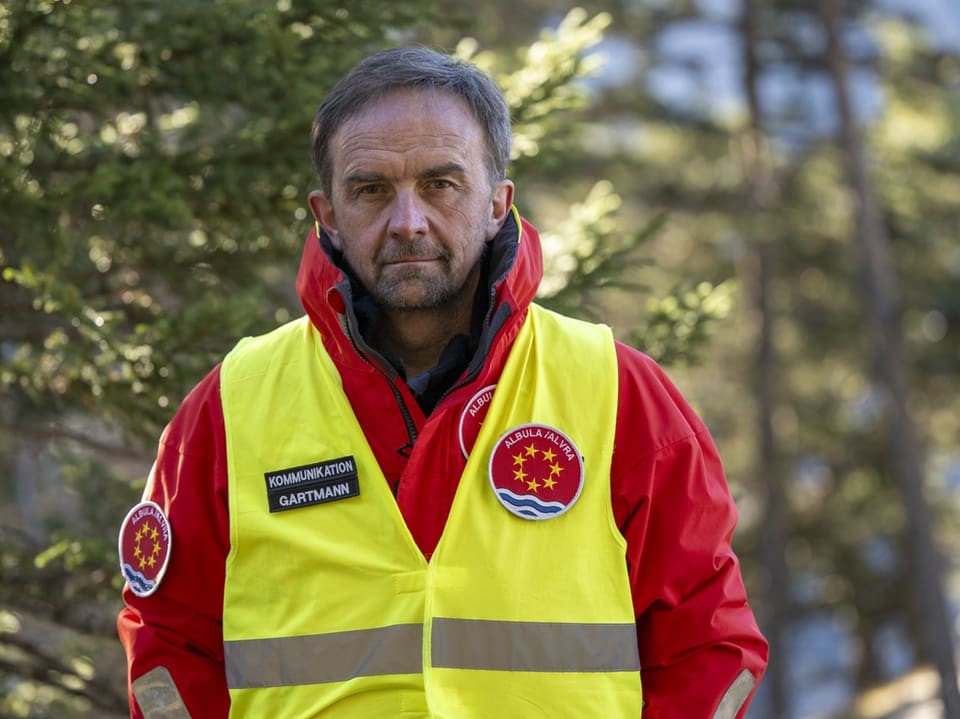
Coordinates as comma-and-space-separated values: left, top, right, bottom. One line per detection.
309, 89, 513, 312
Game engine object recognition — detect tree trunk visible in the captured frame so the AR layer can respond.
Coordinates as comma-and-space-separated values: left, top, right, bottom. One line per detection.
739, 1, 790, 716
816, 2, 960, 715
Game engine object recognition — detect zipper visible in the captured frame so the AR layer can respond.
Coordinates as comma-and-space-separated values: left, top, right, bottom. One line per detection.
339, 302, 419, 450
432, 262, 515, 410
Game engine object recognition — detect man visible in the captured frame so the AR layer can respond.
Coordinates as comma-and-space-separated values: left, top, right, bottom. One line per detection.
118, 47, 767, 718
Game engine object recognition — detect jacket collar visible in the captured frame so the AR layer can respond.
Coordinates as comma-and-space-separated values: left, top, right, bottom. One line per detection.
295, 206, 544, 379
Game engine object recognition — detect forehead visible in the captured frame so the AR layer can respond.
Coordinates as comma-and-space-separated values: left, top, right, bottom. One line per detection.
331, 89, 487, 179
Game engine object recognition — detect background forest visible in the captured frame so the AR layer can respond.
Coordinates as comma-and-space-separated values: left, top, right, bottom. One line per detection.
1, 0, 958, 717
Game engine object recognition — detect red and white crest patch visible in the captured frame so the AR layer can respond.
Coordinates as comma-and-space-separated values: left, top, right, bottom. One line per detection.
118, 501, 172, 597
488, 423, 584, 520
458, 384, 496, 458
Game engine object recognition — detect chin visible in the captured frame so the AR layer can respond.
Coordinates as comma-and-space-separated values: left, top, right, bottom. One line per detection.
377, 275, 454, 310
379, 286, 456, 312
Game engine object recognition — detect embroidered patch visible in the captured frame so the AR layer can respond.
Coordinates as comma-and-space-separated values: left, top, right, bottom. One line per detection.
119, 501, 172, 598
265, 456, 359, 512
458, 384, 496, 458
488, 423, 584, 520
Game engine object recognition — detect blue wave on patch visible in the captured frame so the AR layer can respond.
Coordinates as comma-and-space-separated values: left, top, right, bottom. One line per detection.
122, 563, 156, 594
496, 488, 566, 518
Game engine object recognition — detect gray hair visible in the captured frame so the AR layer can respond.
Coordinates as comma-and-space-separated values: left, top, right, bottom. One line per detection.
311, 47, 512, 194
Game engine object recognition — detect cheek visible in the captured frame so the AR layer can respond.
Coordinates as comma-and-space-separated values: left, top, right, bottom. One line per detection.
444, 199, 488, 237
342, 239, 373, 271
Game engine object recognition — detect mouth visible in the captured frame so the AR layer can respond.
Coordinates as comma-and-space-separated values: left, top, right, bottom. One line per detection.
383, 257, 441, 267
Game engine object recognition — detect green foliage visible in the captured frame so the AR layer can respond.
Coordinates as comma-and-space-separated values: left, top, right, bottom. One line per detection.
633, 279, 736, 366
0, 0, 448, 438
456, 8, 611, 176
534, 177, 735, 365
536, 180, 652, 307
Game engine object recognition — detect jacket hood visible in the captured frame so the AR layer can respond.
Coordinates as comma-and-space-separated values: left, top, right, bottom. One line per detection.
295, 206, 544, 363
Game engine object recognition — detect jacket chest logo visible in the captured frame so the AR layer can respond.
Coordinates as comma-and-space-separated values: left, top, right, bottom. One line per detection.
488, 424, 584, 520
459, 384, 496, 458
265, 456, 359, 512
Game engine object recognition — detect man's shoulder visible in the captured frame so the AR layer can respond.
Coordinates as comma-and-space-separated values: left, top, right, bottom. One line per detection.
220, 316, 316, 378
226, 315, 312, 357
612, 340, 710, 443
612, 339, 661, 377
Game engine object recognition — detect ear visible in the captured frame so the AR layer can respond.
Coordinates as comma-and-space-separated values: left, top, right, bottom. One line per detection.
308, 190, 342, 251
486, 179, 515, 240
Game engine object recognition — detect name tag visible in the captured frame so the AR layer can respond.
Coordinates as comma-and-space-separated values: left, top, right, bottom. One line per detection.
264, 457, 360, 512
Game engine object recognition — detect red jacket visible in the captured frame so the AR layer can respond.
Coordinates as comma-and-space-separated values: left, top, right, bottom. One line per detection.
118, 211, 767, 718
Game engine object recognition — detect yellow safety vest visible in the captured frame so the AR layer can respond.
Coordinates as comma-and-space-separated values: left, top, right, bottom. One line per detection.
219, 303, 643, 718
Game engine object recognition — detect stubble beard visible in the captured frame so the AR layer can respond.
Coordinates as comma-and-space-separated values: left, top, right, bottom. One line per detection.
373, 239, 482, 313
377, 266, 449, 310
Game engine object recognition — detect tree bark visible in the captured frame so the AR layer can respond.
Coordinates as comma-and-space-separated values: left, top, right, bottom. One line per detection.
739, 1, 790, 716
816, 2, 960, 715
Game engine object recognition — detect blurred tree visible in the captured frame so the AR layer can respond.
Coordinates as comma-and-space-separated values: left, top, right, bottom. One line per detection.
737, 1, 789, 716
817, 0, 959, 712
1, 0, 450, 444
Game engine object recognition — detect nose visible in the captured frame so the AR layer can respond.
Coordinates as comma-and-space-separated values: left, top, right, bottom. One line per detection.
387, 189, 429, 239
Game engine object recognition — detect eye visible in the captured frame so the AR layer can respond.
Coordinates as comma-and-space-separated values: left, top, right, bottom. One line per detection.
356, 184, 384, 195
426, 178, 454, 190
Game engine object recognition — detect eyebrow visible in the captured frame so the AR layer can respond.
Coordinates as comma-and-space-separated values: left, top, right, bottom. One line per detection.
344, 170, 387, 186
343, 162, 467, 186
420, 162, 467, 179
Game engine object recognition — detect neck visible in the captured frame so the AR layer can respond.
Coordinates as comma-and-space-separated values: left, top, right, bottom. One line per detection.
374, 265, 481, 378
373, 306, 472, 379
363, 253, 488, 379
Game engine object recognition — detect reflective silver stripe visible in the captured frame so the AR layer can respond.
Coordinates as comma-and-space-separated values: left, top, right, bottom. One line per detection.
225, 619, 639, 688
712, 669, 756, 719
431, 618, 640, 672
224, 623, 422, 688
132, 666, 191, 718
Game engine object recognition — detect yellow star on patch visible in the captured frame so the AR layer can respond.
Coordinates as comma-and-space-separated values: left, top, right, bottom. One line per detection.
542, 476, 557, 490
513, 468, 528, 483
524, 443, 539, 458
541, 448, 556, 463
550, 463, 563, 477
526, 477, 541, 492
512, 453, 527, 468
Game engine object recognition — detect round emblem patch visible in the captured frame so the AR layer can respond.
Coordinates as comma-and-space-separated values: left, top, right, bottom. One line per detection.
118, 501, 172, 597
488, 423, 584, 520
458, 384, 496, 458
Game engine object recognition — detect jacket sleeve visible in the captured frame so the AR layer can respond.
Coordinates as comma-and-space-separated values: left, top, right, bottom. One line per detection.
611, 344, 768, 719
117, 366, 231, 718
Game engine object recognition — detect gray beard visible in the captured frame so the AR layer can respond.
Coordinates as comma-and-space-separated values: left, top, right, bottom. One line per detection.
371, 237, 482, 312
374, 257, 481, 313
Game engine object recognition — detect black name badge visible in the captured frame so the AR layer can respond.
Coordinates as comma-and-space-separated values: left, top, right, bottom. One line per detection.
264, 456, 360, 513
